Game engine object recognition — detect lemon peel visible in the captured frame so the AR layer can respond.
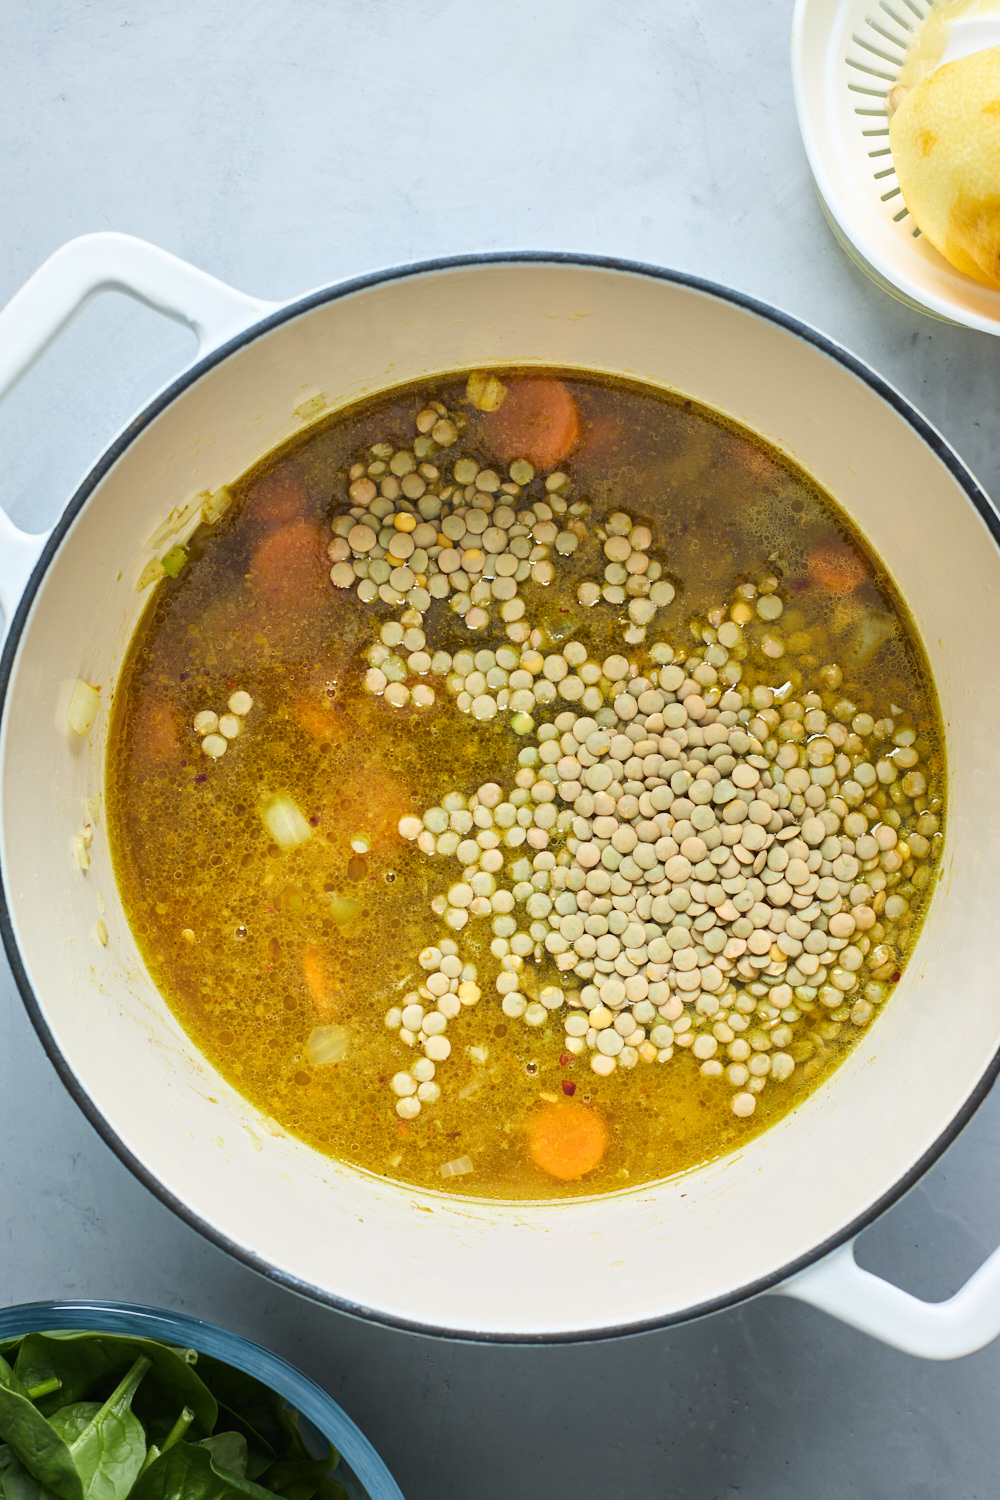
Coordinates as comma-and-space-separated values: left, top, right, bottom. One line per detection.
890, 44, 1000, 288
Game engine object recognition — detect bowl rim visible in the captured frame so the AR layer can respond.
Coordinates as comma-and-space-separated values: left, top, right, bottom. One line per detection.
0, 1298, 404, 1500
2, 249, 998, 1343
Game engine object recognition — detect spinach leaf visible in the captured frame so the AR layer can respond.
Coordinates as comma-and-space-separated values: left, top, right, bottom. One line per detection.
14, 1340, 215, 1436
258, 1448, 336, 1500
0, 1358, 81, 1500
198, 1436, 247, 1479
0, 1444, 57, 1500
44, 1412, 96, 1448
130, 1442, 278, 1500
47, 1405, 144, 1500
313, 1481, 350, 1500
188, 1364, 304, 1461
209, 1403, 273, 1480
50, 1357, 149, 1500
1, 1335, 350, 1500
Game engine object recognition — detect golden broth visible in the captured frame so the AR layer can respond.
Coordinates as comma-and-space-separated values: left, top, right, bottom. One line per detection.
106, 371, 944, 1199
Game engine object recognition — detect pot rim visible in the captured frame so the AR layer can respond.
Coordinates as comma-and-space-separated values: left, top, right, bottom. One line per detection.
2, 249, 997, 1344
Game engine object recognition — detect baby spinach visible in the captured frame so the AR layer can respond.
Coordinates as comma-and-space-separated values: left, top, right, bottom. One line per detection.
258, 1452, 338, 1500
13, 1338, 216, 1436
0, 1358, 82, 1500
187, 1362, 304, 1461
0, 1445, 53, 1500
197, 1436, 248, 1478
48, 1357, 150, 1500
130, 1441, 280, 1500
0, 1336, 350, 1500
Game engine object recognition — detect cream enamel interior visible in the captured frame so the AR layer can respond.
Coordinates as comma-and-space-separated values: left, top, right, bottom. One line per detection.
1, 260, 996, 1337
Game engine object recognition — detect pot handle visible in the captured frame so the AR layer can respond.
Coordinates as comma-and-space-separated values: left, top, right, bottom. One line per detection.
0, 231, 276, 634
773, 1237, 1000, 1359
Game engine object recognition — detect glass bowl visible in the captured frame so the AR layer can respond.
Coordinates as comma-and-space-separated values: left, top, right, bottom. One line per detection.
0, 1300, 403, 1500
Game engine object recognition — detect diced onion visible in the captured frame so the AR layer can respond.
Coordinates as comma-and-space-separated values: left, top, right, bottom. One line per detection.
262, 793, 312, 849
306, 1024, 348, 1066
439, 1155, 474, 1178
201, 485, 233, 526
465, 373, 507, 411
847, 611, 895, 666
326, 893, 361, 927
294, 394, 328, 421
67, 679, 101, 737
137, 557, 167, 591
146, 493, 203, 550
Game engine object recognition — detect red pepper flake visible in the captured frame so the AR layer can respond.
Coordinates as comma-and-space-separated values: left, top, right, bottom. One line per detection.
559, 1052, 573, 1067
890, 969, 901, 983
396, 1121, 410, 1138
561, 1080, 576, 1097
194, 773, 208, 785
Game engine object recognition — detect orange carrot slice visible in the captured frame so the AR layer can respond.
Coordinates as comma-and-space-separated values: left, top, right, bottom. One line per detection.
807, 539, 868, 594
133, 698, 180, 766
303, 945, 335, 1015
246, 466, 309, 532
527, 1099, 608, 1180
323, 768, 410, 855
294, 696, 347, 742
483, 379, 581, 469
573, 412, 623, 463
365, 777, 411, 853
249, 519, 326, 612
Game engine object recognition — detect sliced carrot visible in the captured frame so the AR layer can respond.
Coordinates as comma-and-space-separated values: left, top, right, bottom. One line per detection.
294, 695, 348, 742
245, 466, 309, 532
527, 1099, 608, 1181
807, 539, 868, 595
302, 945, 335, 1015
132, 698, 180, 766
364, 776, 412, 853
318, 765, 411, 855
573, 411, 624, 463
735, 444, 783, 491
249, 519, 327, 613
482, 379, 581, 470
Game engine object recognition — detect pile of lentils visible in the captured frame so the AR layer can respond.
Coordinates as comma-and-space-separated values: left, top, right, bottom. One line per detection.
329, 400, 677, 723
324, 400, 943, 1122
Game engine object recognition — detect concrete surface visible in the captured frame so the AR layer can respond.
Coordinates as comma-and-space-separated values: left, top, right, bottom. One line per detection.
3, 2, 1000, 1495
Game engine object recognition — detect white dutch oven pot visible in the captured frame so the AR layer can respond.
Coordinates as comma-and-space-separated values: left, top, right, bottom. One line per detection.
2, 234, 999, 1357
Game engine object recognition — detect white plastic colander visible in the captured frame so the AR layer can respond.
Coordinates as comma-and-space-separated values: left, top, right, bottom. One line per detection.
792, 0, 1000, 333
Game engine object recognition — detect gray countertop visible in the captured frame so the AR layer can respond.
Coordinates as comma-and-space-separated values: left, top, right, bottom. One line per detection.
4, 2, 1000, 1495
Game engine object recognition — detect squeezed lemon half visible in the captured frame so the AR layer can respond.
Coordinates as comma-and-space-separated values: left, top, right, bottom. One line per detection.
890, 44, 1000, 289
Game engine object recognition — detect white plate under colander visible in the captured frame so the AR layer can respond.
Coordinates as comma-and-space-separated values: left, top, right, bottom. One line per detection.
792, 0, 1000, 334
